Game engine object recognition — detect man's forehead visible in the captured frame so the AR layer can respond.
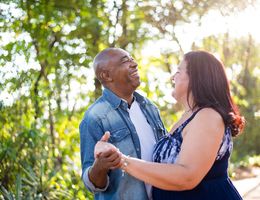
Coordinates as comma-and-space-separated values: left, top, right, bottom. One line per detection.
108, 49, 131, 61
110, 49, 130, 56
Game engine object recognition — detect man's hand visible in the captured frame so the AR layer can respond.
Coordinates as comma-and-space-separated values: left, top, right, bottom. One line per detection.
100, 131, 110, 142
93, 147, 122, 171
94, 132, 117, 158
94, 131, 122, 169
88, 131, 122, 188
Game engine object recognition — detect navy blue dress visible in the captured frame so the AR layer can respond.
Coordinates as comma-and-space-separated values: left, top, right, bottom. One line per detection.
152, 109, 242, 200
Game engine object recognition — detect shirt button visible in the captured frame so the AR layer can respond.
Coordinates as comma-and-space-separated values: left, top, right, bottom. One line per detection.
137, 148, 140, 151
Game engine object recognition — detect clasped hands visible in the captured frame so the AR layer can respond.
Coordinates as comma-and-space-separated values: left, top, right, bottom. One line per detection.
94, 131, 126, 171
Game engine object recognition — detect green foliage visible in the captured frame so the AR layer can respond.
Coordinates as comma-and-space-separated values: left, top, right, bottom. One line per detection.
229, 155, 260, 180
0, 126, 90, 199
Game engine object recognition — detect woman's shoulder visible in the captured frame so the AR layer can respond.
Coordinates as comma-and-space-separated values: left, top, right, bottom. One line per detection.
196, 107, 223, 122
189, 107, 224, 132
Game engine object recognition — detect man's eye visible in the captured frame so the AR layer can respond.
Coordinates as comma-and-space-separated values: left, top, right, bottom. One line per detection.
122, 58, 130, 63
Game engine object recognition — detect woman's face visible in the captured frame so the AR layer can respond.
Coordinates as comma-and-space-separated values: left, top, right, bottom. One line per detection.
171, 59, 190, 103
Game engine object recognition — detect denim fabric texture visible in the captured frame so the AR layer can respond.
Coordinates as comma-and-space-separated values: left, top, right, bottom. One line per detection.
80, 88, 166, 200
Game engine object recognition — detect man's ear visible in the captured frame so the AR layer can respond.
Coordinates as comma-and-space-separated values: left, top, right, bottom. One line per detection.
99, 70, 112, 82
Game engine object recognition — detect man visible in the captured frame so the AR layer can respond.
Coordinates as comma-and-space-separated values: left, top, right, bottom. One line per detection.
80, 48, 166, 200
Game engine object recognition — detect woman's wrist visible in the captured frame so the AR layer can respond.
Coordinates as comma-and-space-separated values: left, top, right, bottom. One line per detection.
121, 154, 130, 172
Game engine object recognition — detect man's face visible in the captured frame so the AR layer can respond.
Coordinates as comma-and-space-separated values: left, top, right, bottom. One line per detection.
107, 49, 140, 94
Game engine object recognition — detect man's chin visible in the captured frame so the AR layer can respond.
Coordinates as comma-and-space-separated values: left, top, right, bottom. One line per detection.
132, 81, 140, 90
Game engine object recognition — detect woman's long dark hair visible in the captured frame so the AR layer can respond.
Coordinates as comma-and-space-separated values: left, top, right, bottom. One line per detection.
185, 50, 245, 137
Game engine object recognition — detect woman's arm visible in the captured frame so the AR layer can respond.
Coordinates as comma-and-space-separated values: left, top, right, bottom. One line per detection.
121, 108, 225, 191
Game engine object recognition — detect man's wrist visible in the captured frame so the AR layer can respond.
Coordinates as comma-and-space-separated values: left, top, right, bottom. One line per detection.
84, 166, 109, 192
89, 164, 108, 188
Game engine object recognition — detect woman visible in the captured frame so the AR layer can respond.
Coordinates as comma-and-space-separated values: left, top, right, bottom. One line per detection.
96, 50, 245, 199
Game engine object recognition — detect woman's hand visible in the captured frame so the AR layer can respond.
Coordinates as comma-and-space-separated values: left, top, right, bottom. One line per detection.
94, 141, 118, 158
94, 131, 123, 169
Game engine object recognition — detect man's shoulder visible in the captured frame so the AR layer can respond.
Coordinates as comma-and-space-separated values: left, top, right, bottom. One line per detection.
84, 97, 112, 119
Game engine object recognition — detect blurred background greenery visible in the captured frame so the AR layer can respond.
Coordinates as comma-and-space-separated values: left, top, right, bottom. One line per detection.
0, 0, 259, 199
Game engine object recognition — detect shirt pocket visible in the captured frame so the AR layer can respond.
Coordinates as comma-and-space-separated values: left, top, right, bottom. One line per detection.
110, 128, 130, 142
109, 128, 135, 156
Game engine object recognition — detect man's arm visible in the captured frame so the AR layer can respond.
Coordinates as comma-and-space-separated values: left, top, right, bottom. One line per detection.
80, 119, 120, 192
89, 148, 121, 188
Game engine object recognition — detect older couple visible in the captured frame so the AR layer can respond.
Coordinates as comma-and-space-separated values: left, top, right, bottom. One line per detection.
80, 48, 244, 200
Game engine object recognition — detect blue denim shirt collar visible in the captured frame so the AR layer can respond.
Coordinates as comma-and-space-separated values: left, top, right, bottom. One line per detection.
103, 88, 147, 110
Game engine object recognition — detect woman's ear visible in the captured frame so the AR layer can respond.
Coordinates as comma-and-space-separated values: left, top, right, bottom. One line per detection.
99, 70, 112, 82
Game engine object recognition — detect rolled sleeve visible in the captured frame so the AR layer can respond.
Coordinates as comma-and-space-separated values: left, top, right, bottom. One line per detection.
83, 167, 110, 193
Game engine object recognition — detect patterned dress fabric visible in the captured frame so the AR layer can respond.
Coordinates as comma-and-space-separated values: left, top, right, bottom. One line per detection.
152, 109, 242, 200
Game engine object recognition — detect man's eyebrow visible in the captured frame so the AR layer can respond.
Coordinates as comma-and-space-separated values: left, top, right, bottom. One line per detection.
120, 55, 130, 61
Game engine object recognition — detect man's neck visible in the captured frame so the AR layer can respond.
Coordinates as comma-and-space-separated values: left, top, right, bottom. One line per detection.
108, 88, 134, 105
123, 96, 135, 108
121, 94, 134, 106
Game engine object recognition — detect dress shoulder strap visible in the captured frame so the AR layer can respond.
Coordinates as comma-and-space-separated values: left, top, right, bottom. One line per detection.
178, 107, 204, 132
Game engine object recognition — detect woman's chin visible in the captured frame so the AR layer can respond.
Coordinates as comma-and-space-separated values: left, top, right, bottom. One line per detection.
171, 91, 181, 102
171, 90, 176, 98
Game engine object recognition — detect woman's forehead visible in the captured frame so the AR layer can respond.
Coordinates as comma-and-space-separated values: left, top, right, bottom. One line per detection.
178, 59, 187, 69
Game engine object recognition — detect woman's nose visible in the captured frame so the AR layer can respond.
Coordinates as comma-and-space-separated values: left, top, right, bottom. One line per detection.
171, 73, 176, 80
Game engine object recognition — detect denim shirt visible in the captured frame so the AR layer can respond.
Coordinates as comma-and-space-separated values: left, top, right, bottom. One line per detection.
80, 88, 166, 200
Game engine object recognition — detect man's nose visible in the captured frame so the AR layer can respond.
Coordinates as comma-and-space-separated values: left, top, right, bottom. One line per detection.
130, 59, 138, 68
